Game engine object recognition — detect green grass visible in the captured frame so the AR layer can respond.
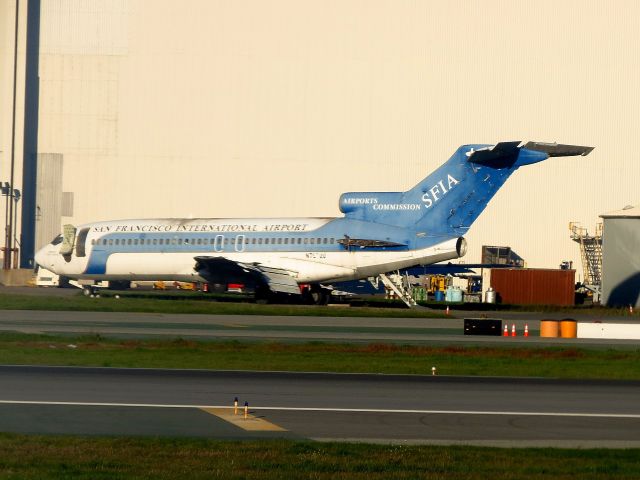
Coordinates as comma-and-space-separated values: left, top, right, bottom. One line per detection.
2, 290, 639, 318
0, 434, 638, 479
3, 333, 640, 379
0, 292, 447, 318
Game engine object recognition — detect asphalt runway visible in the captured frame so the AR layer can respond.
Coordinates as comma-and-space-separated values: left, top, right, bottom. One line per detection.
0, 366, 639, 446
0, 309, 638, 346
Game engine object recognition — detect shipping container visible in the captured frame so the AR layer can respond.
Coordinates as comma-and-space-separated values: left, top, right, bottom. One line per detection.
489, 268, 575, 306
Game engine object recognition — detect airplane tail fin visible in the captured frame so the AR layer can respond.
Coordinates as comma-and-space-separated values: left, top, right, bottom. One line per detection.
339, 142, 593, 236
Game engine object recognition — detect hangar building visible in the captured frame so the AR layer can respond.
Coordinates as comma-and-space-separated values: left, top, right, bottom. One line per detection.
601, 205, 640, 308
0, 0, 639, 283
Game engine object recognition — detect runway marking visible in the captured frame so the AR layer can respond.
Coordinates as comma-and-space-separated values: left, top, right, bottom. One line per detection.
0, 400, 639, 419
201, 407, 286, 431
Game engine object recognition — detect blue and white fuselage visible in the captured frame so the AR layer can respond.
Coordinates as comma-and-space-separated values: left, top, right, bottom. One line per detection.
34, 141, 593, 297
36, 216, 464, 284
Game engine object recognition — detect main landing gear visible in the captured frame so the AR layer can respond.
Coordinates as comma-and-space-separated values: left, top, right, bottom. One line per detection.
301, 285, 331, 305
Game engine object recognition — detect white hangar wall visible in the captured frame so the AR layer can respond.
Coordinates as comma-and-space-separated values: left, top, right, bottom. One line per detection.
2, 0, 640, 277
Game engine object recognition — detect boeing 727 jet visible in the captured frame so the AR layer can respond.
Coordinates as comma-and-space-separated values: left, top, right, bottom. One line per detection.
35, 141, 593, 304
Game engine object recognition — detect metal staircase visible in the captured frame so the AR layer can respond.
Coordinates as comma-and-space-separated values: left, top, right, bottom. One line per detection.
378, 272, 418, 308
569, 222, 603, 287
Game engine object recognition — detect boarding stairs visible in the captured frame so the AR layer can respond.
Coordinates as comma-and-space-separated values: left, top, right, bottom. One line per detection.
569, 222, 602, 300
377, 272, 418, 308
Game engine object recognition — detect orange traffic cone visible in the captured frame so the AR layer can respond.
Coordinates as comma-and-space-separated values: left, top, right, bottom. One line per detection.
446, 305, 450, 315
524, 324, 529, 337
511, 324, 517, 337
503, 324, 509, 336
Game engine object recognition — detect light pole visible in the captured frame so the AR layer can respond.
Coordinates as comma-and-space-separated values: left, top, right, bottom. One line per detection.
12, 189, 20, 268
2, 183, 10, 269
1, 184, 20, 269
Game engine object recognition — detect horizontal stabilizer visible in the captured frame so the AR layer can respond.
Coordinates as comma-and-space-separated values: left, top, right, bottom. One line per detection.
466, 141, 521, 167
523, 142, 594, 157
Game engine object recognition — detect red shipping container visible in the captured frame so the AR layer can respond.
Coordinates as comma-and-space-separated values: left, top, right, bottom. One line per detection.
490, 268, 575, 306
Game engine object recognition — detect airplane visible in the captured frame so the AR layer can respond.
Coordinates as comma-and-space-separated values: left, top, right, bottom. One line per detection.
34, 141, 593, 304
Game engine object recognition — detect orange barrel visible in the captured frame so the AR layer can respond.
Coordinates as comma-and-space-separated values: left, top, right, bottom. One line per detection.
540, 319, 559, 338
560, 318, 577, 338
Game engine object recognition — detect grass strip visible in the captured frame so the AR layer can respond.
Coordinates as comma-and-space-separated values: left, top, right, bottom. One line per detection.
0, 293, 447, 318
3, 291, 640, 317
2, 333, 640, 379
0, 434, 638, 479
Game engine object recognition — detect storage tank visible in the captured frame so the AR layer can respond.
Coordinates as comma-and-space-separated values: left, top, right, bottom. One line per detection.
445, 286, 463, 302
485, 287, 497, 304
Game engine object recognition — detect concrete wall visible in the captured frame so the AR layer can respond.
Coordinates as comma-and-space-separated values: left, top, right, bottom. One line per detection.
578, 322, 640, 340
34, 152, 63, 251
2, 0, 640, 273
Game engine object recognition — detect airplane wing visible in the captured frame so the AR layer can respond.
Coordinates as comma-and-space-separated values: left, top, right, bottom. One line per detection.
194, 256, 301, 294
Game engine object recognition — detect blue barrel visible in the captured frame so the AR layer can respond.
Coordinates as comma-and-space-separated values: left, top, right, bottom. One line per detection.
434, 290, 444, 301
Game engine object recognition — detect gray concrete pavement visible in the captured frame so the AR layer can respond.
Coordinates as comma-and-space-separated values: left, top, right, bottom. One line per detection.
0, 366, 639, 446
0, 309, 639, 346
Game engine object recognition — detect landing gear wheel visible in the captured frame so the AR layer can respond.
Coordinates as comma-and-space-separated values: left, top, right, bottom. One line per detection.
82, 286, 98, 296
307, 286, 331, 305
254, 285, 272, 304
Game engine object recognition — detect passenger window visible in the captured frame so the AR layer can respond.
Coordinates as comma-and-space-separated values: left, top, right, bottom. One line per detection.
284, 238, 289, 244
304, 238, 308, 244
134, 239, 139, 245
277, 238, 282, 244
108, 239, 113, 246
258, 238, 263, 245
310, 238, 315, 245
330, 238, 335, 244
265, 238, 270, 245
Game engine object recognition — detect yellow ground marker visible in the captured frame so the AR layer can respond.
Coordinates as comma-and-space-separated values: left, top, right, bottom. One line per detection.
201, 407, 287, 432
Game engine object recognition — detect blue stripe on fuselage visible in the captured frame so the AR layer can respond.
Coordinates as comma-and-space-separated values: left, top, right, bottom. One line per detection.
82, 218, 449, 275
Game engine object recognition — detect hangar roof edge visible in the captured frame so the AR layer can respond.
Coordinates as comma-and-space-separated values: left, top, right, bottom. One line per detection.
600, 204, 640, 218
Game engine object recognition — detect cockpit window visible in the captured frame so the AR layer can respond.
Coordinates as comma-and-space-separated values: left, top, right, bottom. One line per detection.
51, 235, 63, 246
